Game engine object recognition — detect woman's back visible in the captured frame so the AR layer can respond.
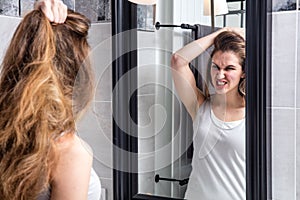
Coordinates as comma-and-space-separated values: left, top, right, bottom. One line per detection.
37, 135, 101, 200
0, 9, 97, 200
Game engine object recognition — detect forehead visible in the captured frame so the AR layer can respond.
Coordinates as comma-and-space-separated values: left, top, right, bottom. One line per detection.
212, 51, 241, 66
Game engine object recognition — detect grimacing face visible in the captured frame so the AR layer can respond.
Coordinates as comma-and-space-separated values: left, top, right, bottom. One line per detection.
210, 51, 245, 95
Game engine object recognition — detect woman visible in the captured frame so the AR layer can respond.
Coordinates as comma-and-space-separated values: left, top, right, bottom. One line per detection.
0, 7, 101, 200
171, 28, 245, 199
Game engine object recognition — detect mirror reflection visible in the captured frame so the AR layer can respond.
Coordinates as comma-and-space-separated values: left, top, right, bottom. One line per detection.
137, 0, 246, 199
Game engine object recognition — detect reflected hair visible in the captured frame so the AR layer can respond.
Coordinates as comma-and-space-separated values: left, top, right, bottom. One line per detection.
205, 31, 246, 97
0, 9, 93, 199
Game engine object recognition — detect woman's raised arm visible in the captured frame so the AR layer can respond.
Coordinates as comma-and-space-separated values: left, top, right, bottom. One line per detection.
171, 28, 227, 120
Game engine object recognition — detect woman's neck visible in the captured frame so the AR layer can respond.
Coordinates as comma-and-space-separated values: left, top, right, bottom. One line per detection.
212, 90, 245, 108
211, 90, 245, 122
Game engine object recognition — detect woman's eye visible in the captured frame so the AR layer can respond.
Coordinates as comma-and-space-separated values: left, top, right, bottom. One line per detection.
226, 66, 235, 71
211, 64, 218, 69
226, 66, 236, 71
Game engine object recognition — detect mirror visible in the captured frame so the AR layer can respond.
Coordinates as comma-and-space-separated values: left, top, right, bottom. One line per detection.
136, 0, 246, 199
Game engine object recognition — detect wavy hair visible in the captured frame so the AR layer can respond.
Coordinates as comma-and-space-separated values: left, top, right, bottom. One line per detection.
0, 9, 92, 199
205, 30, 246, 97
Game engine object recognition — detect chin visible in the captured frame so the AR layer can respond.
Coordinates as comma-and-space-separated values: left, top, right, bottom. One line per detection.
213, 86, 227, 94
215, 91, 227, 95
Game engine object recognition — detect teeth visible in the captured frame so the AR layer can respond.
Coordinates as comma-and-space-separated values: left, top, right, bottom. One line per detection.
217, 80, 226, 86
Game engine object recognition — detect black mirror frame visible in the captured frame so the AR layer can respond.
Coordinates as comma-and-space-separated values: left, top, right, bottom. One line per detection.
112, 0, 273, 199
111, 0, 138, 199
245, 0, 272, 199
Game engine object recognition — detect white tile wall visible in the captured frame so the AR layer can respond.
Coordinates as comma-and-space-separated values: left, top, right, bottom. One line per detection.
137, 31, 156, 195
0, 15, 20, 60
20, 0, 35, 16
137, 31, 158, 96
272, 109, 296, 199
296, 12, 300, 109
271, 9, 299, 200
271, 12, 297, 108
296, 109, 300, 199
80, 23, 113, 200
296, 11, 300, 200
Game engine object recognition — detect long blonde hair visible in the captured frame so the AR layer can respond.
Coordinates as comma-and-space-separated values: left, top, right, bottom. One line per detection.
0, 9, 92, 199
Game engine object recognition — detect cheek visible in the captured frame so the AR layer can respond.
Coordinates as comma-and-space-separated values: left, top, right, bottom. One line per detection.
210, 72, 215, 84
227, 73, 241, 82
210, 69, 217, 78
208, 70, 215, 86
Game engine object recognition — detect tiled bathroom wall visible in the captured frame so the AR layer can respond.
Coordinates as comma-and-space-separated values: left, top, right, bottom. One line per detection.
273, 0, 297, 11
0, 1, 112, 200
0, 0, 19, 16
137, 31, 157, 195
0, 0, 111, 22
271, 0, 300, 199
20, 0, 75, 16
77, 22, 112, 200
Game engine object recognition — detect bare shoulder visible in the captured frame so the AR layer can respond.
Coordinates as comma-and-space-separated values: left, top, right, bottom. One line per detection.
53, 133, 93, 169
51, 133, 93, 200
56, 133, 93, 158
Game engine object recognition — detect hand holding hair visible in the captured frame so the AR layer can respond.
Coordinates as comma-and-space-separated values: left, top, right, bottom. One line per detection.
34, 0, 67, 23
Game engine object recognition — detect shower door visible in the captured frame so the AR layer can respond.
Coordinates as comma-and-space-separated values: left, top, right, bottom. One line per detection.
112, 0, 273, 199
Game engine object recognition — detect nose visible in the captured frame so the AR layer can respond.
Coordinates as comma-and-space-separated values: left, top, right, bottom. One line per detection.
216, 70, 225, 79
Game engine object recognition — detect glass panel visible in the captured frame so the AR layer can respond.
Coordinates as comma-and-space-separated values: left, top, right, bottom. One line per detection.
137, 0, 247, 198
270, 1, 299, 199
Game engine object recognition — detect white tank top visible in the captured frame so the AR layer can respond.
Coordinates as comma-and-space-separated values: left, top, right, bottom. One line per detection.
184, 100, 245, 200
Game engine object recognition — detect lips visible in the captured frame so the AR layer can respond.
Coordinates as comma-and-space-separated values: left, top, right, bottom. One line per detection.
216, 80, 227, 86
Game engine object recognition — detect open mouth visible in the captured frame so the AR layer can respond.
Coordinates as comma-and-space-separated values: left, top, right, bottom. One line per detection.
216, 80, 227, 86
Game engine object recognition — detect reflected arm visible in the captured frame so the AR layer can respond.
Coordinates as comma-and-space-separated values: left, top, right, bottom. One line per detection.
171, 28, 227, 120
